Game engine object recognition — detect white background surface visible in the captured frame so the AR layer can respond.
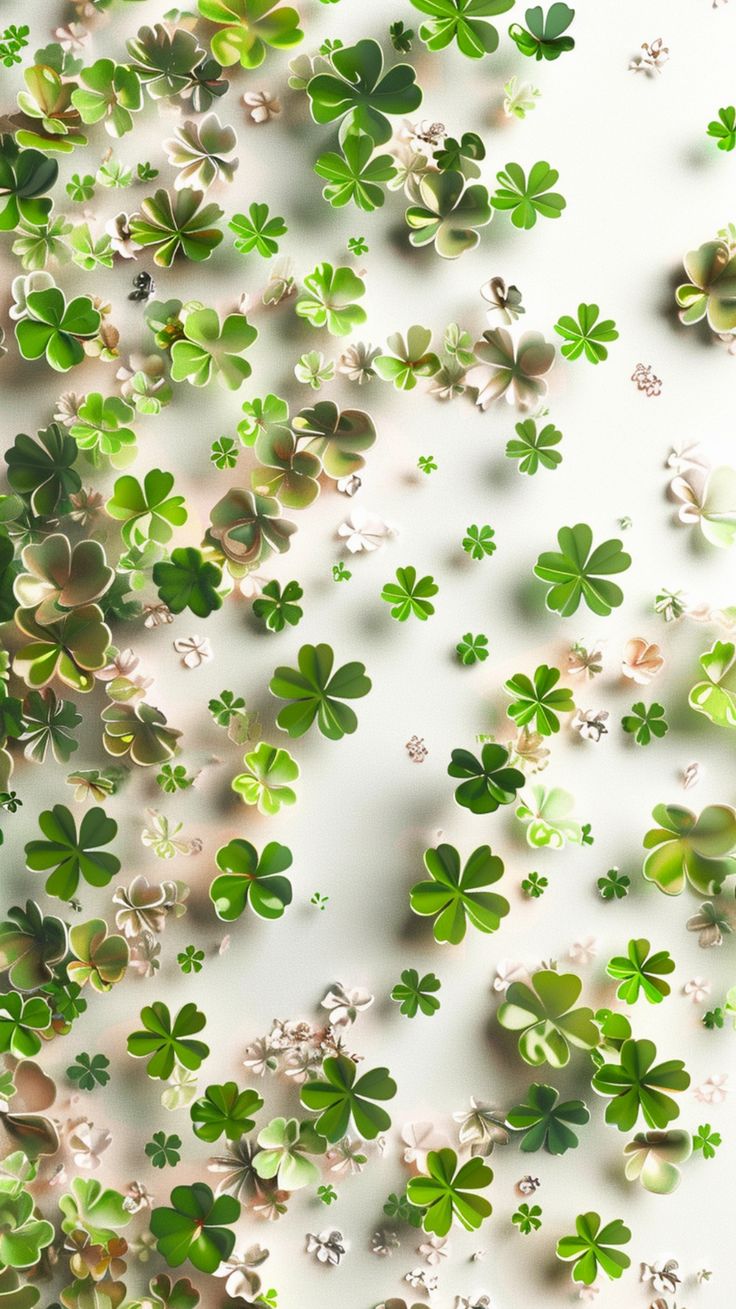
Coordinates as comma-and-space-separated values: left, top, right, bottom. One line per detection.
1, 1, 736, 1307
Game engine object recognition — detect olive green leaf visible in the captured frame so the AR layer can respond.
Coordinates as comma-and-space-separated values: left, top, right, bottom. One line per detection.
591, 1038, 690, 1131
15, 64, 86, 152
0, 900, 67, 990
506, 1083, 589, 1154
315, 133, 397, 210
0, 992, 52, 1059
190, 1083, 263, 1142
126, 23, 205, 98
621, 701, 668, 746
150, 1182, 239, 1274
0, 1186, 54, 1268
676, 239, 736, 332
448, 743, 525, 813
59, 1177, 130, 1244
374, 326, 440, 390
689, 640, 736, 727
252, 427, 322, 508
509, 3, 576, 60
170, 309, 257, 389
252, 579, 303, 632
229, 202, 287, 256
153, 547, 223, 618
15, 287, 101, 372
0, 137, 58, 231
642, 802, 736, 896
209, 838, 293, 920
4, 423, 81, 517
254, 1116, 327, 1189
605, 938, 675, 1004
14, 603, 111, 693
411, 843, 509, 944
231, 741, 299, 814
506, 418, 562, 474
623, 1129, 692, 1195
130, 188, 224, 267
505, 665, 575, 735
554, 303, 619, 363
301, 1054, 396, 1142
411, 0, 515, 58
492, 161, 566, 229
207, 488, 296, 572
67, 918, 129, 993
106, 469, 188, 548
533, 523, 631, 616
306, 38, 422, 145
270, 642, 371, 739
198, 0, 303, 70
406, 170, 492, 258
556, 1211, 631, 1285
406, 1148, 492, 1237
380, 566, 438, 620
71, 58, 143, 137
25, 804, 120, 901
295, 263, 367, 336
497, 970, 599, 1067
101, 699, 182, 768
14, 535, 113, 625
127, 1002, 209, 1081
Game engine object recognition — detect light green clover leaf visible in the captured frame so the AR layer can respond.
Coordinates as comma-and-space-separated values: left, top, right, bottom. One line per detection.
556, 1211, 631, 1285
170, 309, 257, 389
497, 970, 598, 1067
554, 303, 619, 363
231, 741, 299, 815
106, 469, 188, 548
406, 1148, 492, 1237
295, 263, 367, 336
605, 938, 674, 1004
253, 1117, 326, 1189
0, 992, 52, 1059
405, 170, 492, 258
374, 326, 440, 390
71, 59, 143, 137
533, 523, 631, 616
690, 640, 736, 726
411, 0, 515, 58
0, 1189, 54, 1269
591, 1038, 690, 1132
492, 160, 565, 229
622, 1129, 692, 1195
642, 802, 736, 896
315, 133, 396, 210
410, 843, 509, 944
516, 785, 584, 848
15, 287, 101, 372
209, 838, 293, 920
505, 664, 575, 735
505, 418, 562, 474
676, 239, 736, 332
130, 188, 224, 267
198, 0, 304, 70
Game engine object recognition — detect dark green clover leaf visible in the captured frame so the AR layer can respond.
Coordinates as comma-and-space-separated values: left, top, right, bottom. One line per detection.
15, 287, 101, 372
456, 632, 489, 664
434, 131, 486, 178
301, 1054, 396, 1141
25, 805, 120, 901
315, 134, 397, 210
621, 701, 668, 746
229, 202, 287, 256
269, 642, 371, 739
556, 1211, 631, 1285
252, 580, 303, 632
534, 523, 631, 617
597, 868, 630, 900
306, 38, 422, 145
391, 968, 441, 1017
592, 1038, 690, 1131
0, 991, 51, 1058
509, 3, 576, 60
492, 160, 565, 229
381, 566, 438, 621
411, 843, 509, 944
0, 900, 67, 990
190, 1083, 263, 1142
406, 1148, 492, 1237
554, 303, 619, 363
497, 970, 599, 1068
507, 1083, 589, 1154
411, 0, 515, 58
67, 1052, 110, 1092
0, 136, 58, 230
209, 838, 293, 921
605, 938, 675, 1005
150, 1182, 239, 1274
145, 1131, 182, 1169
127, 1001, 209, 1081
126, 23, 203, 98
505, 418, 562, 474
448, 743, 524, 814
152, 547, 222, 618
4, 423, 81, 518
505, 664, 575, 736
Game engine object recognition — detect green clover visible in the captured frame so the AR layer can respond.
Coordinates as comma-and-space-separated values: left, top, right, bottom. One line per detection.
621, 701, 668, 745
291, 400, 376, 478
59, 1177, 130, 1244
512, 1202, 542, 1234
269, 642, 371, 739
374, 326, 440, 390
689, 640, 736, 728
71, 58, 143, 137
492, 160, 565, 229
127, 1001, 209, 1080
507, 1083, 589, 1154
170, 309, 258, 389
406, 1148, 492, 1237
229, 202, 287, 255
209, 838, 293, 921
554, 303, 619, 363
15, 287, 101, 371
505, 418, 562, 474
0, 991, 52, 1058
152, 547, 223, 618
4, 422, 81, 518
676, 239, 736, 332
0, 1188, 54, 1269
391, 969, 441, 1017
411, 0, 515, 58
306, 38, 421, 145
497, 970, 599, 1067
707, 105, 736, 151
605, 938, 675, 1004
67, 1052, 110, 1092
556, 1211, 631, 1285
505, 664, 575, 735
411, 843, 509, 944
190, 1083, 263, 1141
462, 524, 496, 558
102, 699, 182, 767
405, 170, 492, 258
456, 632, 489, 664
145, 1131, 182, 1169
301, 1055, 396, 1141
533, 522, 631, 617
315, 133, 397, 210
0, 899, 67, 990
25, 804, 119, 901
107, 469, 188, 549
509, 3, 576, 60
150, 1182, 239, 1274
231, 741, 299, 814
253, 1117, 327, 1189
295, 263, 367, 336
381, 566, 438, 621
591, 1038, 690, 1131
130, 188, 224, 266
252, 579, 303, 632
642, 803, 736, 896
0, 138, 58, 231
693, 1123, 722, 1159
198, 0, 304, 70
623, 1130, 692, 1194
448, 743, 525, 814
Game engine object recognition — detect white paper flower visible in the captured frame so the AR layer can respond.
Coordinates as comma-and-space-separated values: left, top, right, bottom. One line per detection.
337, 508, 394, 553
401, 1121, 447, 1169
694, 1073, 728, 1103
321, 982, 374, 1028
173, 635, 213, 668
683, 977, 711, 1003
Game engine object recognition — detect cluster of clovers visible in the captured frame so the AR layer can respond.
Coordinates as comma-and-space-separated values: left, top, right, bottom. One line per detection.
0, 2, 734, 1308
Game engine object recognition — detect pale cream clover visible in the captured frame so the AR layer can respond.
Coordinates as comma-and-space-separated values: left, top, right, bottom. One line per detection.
164, 113, 238, 190
467, 329, 555, 410
621, 638, 665, 684
337, 508, 394, 554
321, 982, 374, 1027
